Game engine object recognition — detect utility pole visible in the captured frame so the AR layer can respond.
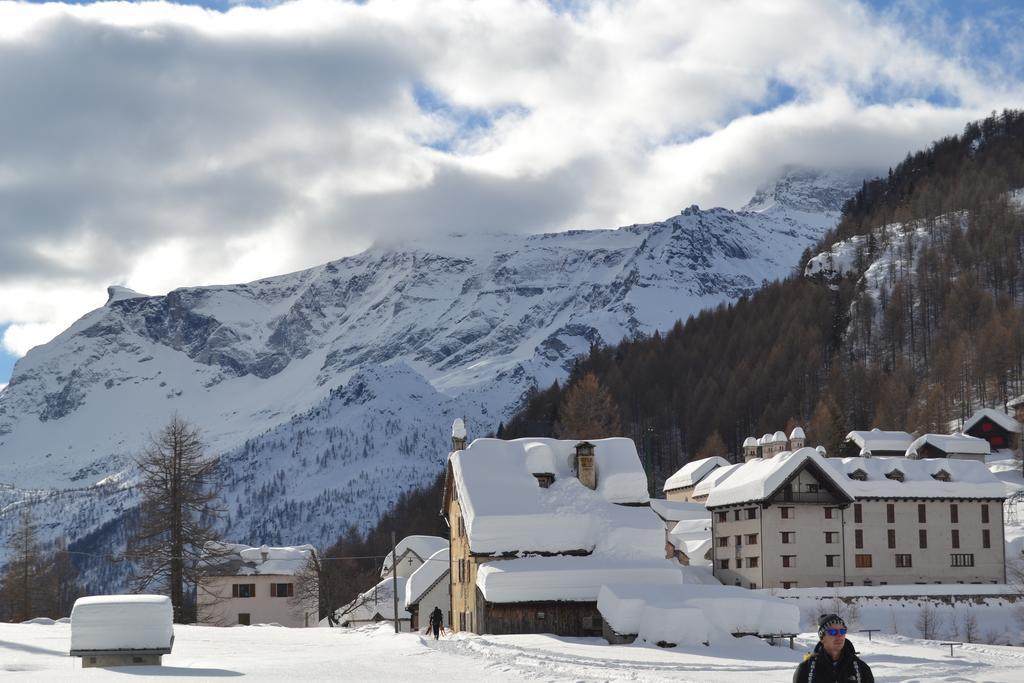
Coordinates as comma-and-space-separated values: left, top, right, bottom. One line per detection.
391, 530, 399, 634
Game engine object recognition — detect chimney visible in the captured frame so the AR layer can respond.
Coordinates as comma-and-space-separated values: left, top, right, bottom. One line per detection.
451, 418, 467, 452
742, 437, 758, 462
789, 426, 806, 451
259, 544, 269, 564
574, 441, 597, 490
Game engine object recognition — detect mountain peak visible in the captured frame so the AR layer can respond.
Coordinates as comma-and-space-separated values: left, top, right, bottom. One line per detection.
742, 166, 869, 215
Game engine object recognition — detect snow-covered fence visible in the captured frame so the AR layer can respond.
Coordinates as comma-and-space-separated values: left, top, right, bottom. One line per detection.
69, 595, 174, 668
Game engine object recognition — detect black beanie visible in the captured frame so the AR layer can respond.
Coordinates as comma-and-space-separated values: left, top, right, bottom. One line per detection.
817, 613, 846, 638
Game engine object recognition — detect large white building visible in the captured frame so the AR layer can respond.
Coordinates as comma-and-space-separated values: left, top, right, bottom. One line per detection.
197, 543, 319, 627
705, 449, 1007, 589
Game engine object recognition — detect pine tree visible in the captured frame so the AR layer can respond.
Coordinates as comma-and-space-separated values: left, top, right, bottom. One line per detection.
128, 415, 224, 623
0, 507, 45, 621
556, 372, 621, 439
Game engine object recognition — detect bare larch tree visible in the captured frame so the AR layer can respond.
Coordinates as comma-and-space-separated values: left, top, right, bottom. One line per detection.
128, 415, 224, 623
0, 506, 44, 621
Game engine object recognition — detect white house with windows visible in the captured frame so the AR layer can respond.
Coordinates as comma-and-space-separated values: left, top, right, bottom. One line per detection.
705, 448, 1007, 589
197, 543, 318, 627
404, 547, 450, 632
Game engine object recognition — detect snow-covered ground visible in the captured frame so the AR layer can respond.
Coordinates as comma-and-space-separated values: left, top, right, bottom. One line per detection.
3, 620, 1024, 682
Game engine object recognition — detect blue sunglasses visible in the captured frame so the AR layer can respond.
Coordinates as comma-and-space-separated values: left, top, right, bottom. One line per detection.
825, 628, 847, 636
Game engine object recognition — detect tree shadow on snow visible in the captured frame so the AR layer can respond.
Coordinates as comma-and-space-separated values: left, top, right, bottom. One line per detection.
0, 639, 66, 657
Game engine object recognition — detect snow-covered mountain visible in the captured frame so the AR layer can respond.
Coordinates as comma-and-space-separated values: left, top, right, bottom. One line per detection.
0, 168, 864, 586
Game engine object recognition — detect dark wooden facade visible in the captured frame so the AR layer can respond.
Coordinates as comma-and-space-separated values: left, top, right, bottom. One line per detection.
965, 416, 1019, 451
480, 599, 602, 637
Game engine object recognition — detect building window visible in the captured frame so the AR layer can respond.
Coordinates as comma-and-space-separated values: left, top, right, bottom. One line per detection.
806, 483, 819, 493
734, 510, 741, 521
232, 583, 256, 598
950, 503, 959, 524
749, 583, 758, 589
888, 529, 896, 549
981, 504, 989, 524
735, 535, 742, 547
782, 555, 795, 568
855, 529, 863, 549
919, 529, 928, 549
238, 613, 250, 626
983, 529, 991, 548
952, 529, 960, 549
825, 554, 838, 567
746, 508, 757, 520
781, 532, 795, 544
824, 531, 838, 544
826, 581, 838, 588
745, 533, 759, 545
918, 504, 927, 523
270, 583, 294, 598
887, 503, 895, 524
717, 511, 727, 522
854, 504, 862, 523
719, 559, 729, 570
718, 536, 729, 548
781, 581, 797, 589
855, 554, 873, 568
951, 553, 975, 567
747, 557, 759, 568
896, 554, 912, 568
780, 507, 793, 519
824, 507, 833, 519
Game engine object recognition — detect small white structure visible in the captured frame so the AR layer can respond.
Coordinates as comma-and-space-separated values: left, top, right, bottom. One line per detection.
70, 595, 173, 668
844, 429, 915, 457
197, 543, 319, 627
663, 456, 729, 501
404, 547, 450, 632
333, 575, 412, 631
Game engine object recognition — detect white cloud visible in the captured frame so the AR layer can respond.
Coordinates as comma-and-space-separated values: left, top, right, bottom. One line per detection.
0, 0, 1022, 361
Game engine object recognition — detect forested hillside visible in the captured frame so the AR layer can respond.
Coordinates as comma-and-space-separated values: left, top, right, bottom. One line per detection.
502, 110, 1024, 487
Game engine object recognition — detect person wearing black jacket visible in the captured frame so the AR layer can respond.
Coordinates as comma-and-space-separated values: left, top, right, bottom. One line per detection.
793, 614, 874, 683
428, 606, 444, 640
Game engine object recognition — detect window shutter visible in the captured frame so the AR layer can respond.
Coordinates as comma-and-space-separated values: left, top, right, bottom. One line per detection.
271, 583, 277, 597
232, 584, 239, 598
288, 583, 294, 597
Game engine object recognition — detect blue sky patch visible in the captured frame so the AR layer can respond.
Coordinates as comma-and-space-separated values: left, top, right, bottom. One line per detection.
0, 324, 16, 386
413, 83, 528, 153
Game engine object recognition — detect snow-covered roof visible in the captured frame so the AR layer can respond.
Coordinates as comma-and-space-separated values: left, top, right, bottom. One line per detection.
845, 429, 914, 453
835, 457, 1005, 499
475, 556, 683, 603
338, 576, 410, 623
70, 595, 173, 653
202, 542, 314, 577
705, 448, 856, 508
404, 547, 449, 608
451, 418, 467, 440
380, 535, 448, 577
742, 437, 758, 448
449, 437, 652, 554
772, 430, 787, 442
692, 462, 742, 498
648, 499, 710, 524
597, 583, 799, 644
964, 408, 1021, 434
663, 456, 729, 492
790, 426, 805, 440
704, 450, 1005, 506
905, 433, 990, 458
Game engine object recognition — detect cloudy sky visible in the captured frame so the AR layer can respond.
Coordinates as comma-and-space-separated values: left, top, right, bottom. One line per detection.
1, 0, 1023, 388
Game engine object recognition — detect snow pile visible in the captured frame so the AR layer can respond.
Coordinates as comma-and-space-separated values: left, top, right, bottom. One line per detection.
203, 542, 315, 576
404, 547, 449, 608
905, 433, 990, 458
663, 456, 729, 492
450, 437, 651, 554
69, 594, 173, 653
476, 556, 684, 603
381, 536, 448, 577
598, 583, 799, 645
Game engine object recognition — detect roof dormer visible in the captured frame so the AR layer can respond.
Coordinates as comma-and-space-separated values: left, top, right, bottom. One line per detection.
884, 468, 904, 482
931, 469, 951, 482
847, 468, 868, 481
